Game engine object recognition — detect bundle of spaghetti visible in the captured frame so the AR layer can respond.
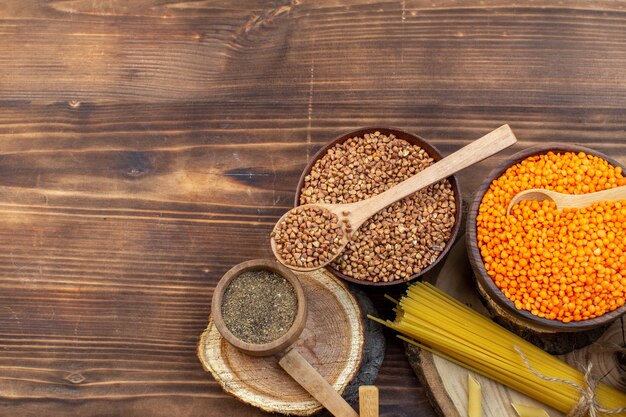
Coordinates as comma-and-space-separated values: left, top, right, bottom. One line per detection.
369, 282, 626, 415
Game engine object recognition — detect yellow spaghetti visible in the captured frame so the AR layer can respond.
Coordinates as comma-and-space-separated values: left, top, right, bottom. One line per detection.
369, 282, 626, 416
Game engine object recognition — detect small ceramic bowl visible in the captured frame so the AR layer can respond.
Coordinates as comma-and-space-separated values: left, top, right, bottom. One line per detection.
467, 144, 626, 332
211, 259, 307, 356
295, 127, 463, 286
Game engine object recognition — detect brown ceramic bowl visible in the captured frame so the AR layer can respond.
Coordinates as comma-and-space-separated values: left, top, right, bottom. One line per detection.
295, 127, 463, 286
467, 144, 626, 332
211, 259, 307, 356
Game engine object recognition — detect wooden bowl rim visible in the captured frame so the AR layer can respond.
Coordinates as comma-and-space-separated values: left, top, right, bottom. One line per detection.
294, 126, 463, 286
466, 143, 626, 332
211, 259, 308, 355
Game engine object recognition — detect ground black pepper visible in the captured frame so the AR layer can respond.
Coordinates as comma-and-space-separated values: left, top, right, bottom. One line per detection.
221, 270, 297, 344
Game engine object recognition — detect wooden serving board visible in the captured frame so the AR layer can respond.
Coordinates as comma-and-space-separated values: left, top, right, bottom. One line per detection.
407, 235, 626, 417
198, 268, 384, 416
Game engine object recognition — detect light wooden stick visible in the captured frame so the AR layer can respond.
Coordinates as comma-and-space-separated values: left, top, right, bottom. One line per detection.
359, 385, 379, 417
348, 124, 517, 228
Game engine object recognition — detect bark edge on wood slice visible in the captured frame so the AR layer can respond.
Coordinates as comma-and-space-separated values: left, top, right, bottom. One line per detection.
405, 234, 626, 417
197, 268, 384, 416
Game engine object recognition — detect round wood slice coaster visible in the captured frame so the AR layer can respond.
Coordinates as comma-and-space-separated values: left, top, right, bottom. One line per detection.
198, 268, 384, 416
406, 235, 626, 417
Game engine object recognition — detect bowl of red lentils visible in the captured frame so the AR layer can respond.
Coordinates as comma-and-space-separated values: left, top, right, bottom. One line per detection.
295, 127, 463, 286
467, 144, 626, 331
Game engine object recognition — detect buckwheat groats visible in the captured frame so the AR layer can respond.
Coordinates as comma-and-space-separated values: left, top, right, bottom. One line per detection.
271, 205, 344, 269
300, 131, 456, 282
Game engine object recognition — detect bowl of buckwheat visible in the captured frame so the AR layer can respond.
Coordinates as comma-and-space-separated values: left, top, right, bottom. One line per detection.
295, 127, 462, 285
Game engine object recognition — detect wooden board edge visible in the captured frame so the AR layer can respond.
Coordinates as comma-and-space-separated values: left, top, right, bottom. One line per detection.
405, 344, 463, 417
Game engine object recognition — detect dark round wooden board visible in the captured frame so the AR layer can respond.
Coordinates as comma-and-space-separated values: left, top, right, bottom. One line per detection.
406, 235, 626, 417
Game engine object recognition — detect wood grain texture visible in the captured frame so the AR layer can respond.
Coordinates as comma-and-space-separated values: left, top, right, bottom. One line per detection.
359, 386, 379, 417
1, 1, 626, 416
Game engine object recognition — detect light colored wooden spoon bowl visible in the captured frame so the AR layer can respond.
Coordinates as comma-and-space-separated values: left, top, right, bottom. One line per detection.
272, 124, 517, 272
507, 185, 626, 214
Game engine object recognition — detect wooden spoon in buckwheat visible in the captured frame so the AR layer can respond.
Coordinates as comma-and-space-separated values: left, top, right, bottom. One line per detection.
270, 124, 518, 271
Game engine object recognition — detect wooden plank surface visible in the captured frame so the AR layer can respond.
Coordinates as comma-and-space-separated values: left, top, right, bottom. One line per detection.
0, 1, 625, 416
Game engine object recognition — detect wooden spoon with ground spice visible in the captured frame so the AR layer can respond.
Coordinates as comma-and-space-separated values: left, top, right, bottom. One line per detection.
271, 124, 517, 271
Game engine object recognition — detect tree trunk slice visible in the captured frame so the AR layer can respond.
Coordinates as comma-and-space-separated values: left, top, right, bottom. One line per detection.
406, 234, 626, 417
197, 268, 383, 416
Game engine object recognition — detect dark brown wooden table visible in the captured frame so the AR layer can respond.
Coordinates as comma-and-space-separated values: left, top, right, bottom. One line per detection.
1, 1, 625, 416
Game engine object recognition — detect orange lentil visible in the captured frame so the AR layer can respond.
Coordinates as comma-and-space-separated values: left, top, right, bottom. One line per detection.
477, 151, 626, 322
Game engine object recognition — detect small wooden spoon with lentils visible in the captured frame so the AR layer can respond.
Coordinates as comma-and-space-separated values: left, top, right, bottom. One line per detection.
271, 125, 518, 271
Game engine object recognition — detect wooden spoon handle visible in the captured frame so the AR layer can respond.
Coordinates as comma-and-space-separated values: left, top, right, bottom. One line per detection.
278, 349, 359, 417
564, 185, 626, 209
349, 124, 517, 228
